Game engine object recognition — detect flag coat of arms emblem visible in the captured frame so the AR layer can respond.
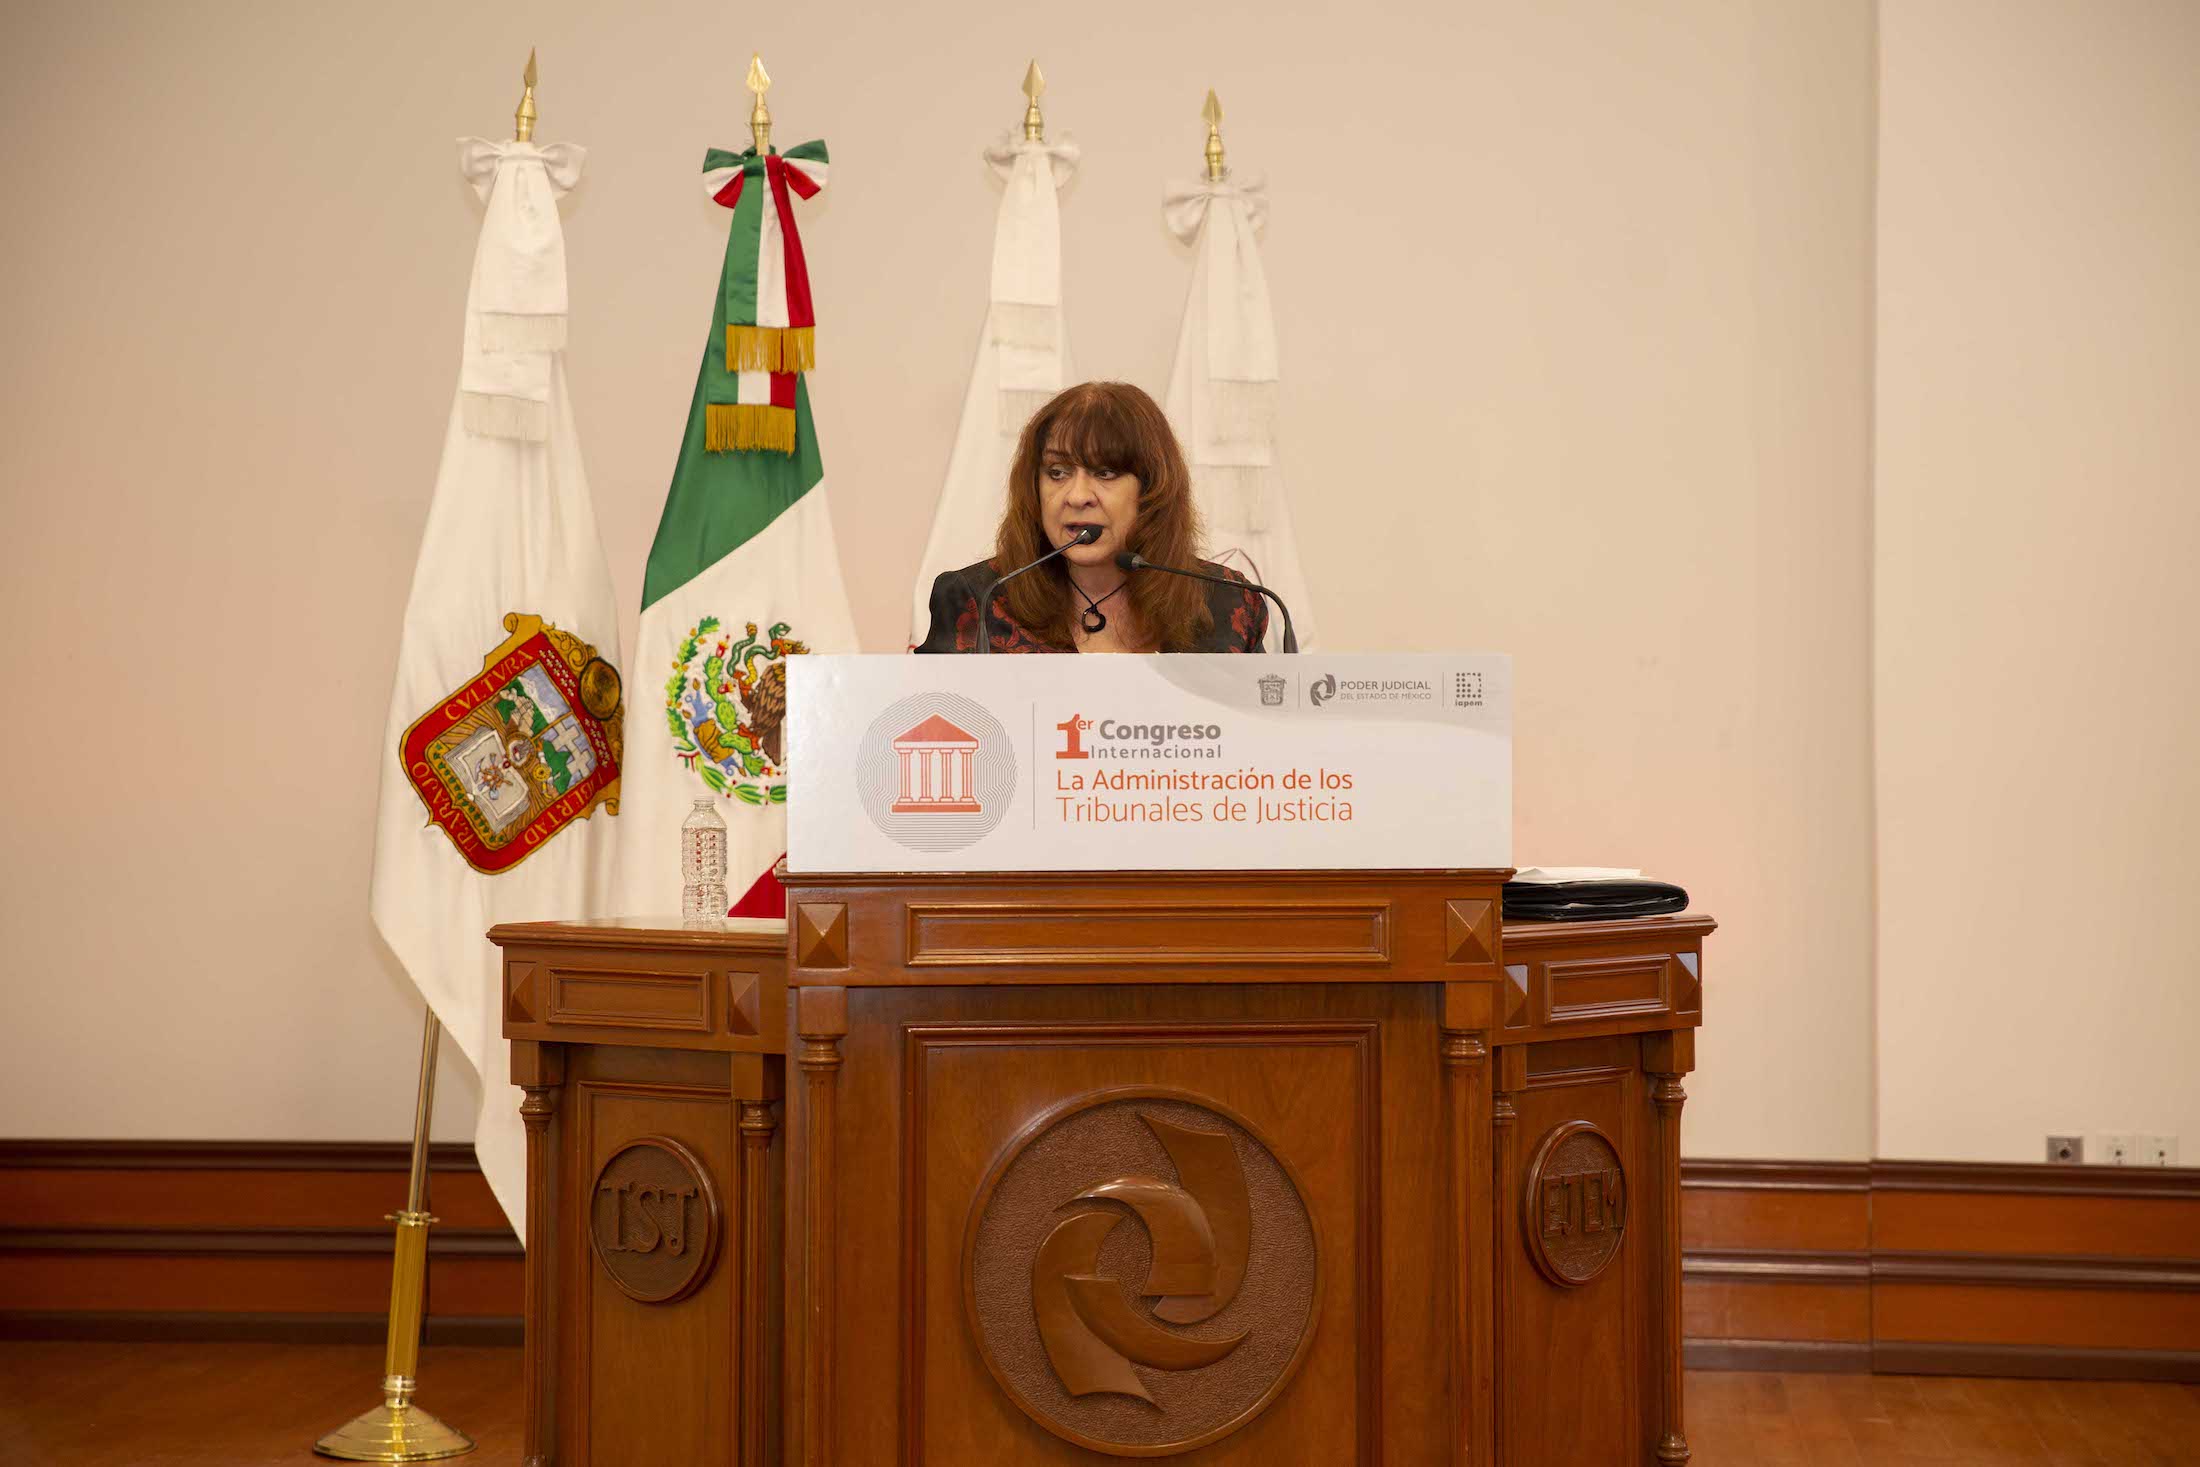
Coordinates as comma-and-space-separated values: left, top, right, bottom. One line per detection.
371, 137, 623, 1231
399, 614, 622, 872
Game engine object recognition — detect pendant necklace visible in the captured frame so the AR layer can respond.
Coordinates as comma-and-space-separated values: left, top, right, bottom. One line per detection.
1075, 581, 1127, 635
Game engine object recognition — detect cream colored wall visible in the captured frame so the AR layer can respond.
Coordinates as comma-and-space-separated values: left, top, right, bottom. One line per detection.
0, 2, 1877, 1157
1874, 0, 2200, 1161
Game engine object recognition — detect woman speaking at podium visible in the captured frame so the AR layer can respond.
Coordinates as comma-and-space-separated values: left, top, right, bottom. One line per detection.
915, 381, 1268, 654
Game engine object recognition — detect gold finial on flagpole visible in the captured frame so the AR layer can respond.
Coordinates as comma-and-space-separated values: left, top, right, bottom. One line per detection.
1202, 89, 1226, 181
747, 53, 773, 152
514, 48, 539, 142
1022, 59, 1046, 142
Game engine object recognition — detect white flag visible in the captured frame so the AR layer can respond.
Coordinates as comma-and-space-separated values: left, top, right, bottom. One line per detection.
371, 138, 624, 1232
907, 134, 1081, 646
1163, 171, 1318, 649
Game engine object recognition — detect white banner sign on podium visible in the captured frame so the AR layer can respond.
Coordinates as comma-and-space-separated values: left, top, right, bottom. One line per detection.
785, 653, 1509, 873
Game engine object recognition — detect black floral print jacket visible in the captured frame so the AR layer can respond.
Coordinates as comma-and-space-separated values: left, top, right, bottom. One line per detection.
913, 559, 1268, 654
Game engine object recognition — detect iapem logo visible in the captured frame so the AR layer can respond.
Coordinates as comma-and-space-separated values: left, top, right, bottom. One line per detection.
856, 691, 1014, 853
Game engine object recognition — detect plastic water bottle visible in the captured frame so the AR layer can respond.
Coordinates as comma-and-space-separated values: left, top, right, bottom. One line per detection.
680, 798, 728, 928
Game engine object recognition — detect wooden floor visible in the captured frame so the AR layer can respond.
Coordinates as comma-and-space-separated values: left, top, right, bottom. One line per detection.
1, 1342, 2195, 1465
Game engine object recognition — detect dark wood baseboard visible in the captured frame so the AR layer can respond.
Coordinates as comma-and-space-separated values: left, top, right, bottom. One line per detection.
0, 1138, 522, 1332
0, 1140, 481, 1171
0, 1309, 522, 1346
1682, 1156, 2200, 1379
1872, 1341, 2200, 1382
0, 1225, 523, 1259
1685, 1338, 1874, 1372
8, 1142, 2198, 1371
1684, 1336, 2200, 1382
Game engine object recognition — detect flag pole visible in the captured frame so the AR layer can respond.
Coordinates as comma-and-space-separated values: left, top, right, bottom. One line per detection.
748, 53, 772, 152
319, 53, 551, 1460
1022, 59, 1046, 142
1202, 89, 1227, 181
313, 1009, 475, 1460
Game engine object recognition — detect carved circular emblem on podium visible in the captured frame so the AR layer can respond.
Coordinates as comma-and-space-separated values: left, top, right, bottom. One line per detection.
587, 1136, 722, 1305
963, 1089, 1320, 1458
1523, 1121, 1627, 1287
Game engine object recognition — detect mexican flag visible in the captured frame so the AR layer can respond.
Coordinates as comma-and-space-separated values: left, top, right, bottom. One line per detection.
371, 137, 623, 1232
611, 140, 858, 917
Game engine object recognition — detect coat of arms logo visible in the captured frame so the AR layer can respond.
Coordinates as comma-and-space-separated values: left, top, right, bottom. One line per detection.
666, 618, 808, 806
399, 613, 623, 874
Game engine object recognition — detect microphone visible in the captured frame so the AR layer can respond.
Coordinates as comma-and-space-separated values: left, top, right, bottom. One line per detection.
978, 526, 1102, 654
1115, 551, 1299, 653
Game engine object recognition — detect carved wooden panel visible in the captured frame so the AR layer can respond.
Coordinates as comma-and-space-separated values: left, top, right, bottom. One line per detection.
780, 869, 1508, 988
1497, 1039, 1646, 1466
1496, 915, 1715, 1045
963, 1091, 1320, 1456
877, 1005, 1387, 1466
562, 1063, 743, 1467
550, 967, 712, 1033
493, 922, 788, 1055
904, 903, 1390, 970
1541, 957, 1671, 1027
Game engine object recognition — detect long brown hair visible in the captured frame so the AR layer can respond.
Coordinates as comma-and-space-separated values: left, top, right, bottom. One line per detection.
992, 381, 1208, 651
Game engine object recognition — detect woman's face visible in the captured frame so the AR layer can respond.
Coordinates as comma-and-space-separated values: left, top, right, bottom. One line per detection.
1039, 442, 1141, 569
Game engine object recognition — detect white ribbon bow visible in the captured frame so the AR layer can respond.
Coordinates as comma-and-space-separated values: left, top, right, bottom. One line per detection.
1163, 172, 1279, 531
981, 134, 1080, 432
454, 138, 586, 441
1162, 171, 1270, 244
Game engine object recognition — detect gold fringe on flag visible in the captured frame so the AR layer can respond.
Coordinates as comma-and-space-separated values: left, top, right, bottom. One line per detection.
723, 324, 817, 374
705, 402, 798, 455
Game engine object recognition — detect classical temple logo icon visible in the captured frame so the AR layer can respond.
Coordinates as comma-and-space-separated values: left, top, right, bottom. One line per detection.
889, 714, 984, 814
857, 691, 1015, 852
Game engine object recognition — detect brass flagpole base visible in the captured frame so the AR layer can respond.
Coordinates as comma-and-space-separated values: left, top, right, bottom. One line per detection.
314, 1378, 475, 1461
316, 1012, 475, 1460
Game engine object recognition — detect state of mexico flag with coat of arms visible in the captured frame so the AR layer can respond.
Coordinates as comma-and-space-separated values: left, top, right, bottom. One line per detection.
611, 136, 858, 918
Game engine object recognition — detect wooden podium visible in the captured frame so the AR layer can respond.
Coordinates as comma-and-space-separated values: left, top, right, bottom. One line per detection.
491, 870, 1712, 1467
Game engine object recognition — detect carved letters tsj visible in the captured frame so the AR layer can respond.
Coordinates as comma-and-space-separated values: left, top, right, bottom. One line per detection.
588, 1136, 722, 1305
597, 1179, 701, 1256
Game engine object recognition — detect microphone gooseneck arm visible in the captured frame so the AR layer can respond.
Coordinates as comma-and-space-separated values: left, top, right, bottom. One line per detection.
977, 526, 1102, 654
1115, 551, 1299, 654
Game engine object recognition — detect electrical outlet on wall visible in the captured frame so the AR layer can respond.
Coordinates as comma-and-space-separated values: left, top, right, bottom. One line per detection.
2143, 1134, 2180, 1167
2047, 1134, 2084, 1164
2098, 1133, 2136, 1166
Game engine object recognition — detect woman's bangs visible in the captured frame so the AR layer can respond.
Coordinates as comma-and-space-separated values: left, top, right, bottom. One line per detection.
1042, 392, 1142, 477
